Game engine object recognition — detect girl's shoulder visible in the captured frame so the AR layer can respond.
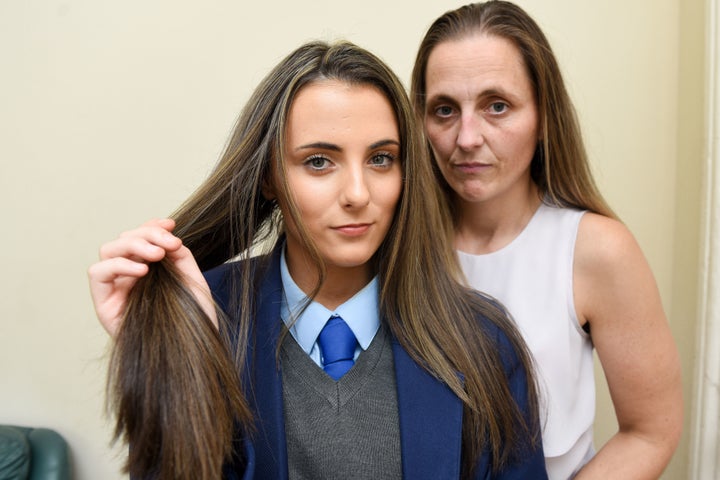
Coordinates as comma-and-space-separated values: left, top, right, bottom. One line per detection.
203, 253, 276, 306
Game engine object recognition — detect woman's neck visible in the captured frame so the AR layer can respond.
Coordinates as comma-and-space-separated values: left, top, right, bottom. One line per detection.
455, 182, 542, 255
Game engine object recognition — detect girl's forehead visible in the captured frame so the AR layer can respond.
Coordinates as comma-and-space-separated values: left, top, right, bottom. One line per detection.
287, 82, 398, 141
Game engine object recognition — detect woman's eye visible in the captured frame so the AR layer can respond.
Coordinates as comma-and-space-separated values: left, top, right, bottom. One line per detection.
434, 105, 454, 117
304, 155, 330, 171
369, 152, 395, 167
489, 102, 508, 114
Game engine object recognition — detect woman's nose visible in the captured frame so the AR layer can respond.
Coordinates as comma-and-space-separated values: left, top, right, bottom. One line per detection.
456, 114, 484, 151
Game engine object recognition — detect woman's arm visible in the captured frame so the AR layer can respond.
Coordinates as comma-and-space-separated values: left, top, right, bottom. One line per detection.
573, 213, 683, 479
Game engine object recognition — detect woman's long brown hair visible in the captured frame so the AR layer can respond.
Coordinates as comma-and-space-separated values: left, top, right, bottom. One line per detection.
108, 40, 539, 479
411, 0, 617, 220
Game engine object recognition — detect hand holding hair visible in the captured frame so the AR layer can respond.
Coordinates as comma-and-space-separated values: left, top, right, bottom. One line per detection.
88, 218, 217, 337
90, 216, 247, 479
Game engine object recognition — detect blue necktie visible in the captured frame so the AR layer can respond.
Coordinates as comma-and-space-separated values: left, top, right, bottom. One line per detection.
317, 315, 357, 381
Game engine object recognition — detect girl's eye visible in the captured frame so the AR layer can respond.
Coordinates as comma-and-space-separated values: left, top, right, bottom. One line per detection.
304, 155, 330, 171
489, 102, 508, 114
369, 152, 395, 167
434, 105, 454, 118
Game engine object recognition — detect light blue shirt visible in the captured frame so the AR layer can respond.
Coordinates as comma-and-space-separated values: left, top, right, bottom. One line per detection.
279, 247, 381, 367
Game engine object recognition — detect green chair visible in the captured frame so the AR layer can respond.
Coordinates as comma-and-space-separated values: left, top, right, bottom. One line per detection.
0, 425, 71, 480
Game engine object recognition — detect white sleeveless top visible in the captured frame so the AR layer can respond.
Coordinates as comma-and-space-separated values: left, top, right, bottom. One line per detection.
457, 203, 594, 480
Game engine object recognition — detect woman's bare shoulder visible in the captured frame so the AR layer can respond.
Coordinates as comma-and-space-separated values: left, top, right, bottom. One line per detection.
574, 212, 641, 273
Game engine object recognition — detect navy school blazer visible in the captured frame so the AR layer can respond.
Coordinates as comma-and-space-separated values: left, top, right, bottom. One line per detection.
204, 244, 547, 480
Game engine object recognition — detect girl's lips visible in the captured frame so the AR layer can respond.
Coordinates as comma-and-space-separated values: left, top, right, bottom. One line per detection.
333, 223, 371, 236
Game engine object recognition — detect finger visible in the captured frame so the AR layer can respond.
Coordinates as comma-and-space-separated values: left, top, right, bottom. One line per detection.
165, 245, 206, 289
101, 228, 182, 262
164, 245, 218, 328
141, 217, 176, 231
88, 257, 150, 284
99, 236, 167, 264
118, 223, 181, 247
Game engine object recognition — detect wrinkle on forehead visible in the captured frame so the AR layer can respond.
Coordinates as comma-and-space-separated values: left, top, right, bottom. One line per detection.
425, 34, 531, 104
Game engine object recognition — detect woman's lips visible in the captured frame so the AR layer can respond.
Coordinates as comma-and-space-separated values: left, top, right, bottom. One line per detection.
452, 162, 491, 174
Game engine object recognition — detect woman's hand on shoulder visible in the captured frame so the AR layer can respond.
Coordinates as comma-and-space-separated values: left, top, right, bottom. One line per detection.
574, 213, 682, 478
87, 218, 215, 337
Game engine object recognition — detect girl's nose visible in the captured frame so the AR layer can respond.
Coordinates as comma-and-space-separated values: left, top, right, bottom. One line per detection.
340, 165, 370, 208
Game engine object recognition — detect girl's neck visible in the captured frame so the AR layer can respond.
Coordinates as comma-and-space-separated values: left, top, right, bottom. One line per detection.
455, 182, 542, 255
285, 252, 373, 310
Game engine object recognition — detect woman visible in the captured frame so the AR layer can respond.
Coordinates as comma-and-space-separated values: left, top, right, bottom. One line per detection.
410, 2, 683, 479
88, 41, 546, 479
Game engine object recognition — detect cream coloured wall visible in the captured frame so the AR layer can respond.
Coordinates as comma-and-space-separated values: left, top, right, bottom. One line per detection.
0, 1, 699, 478
673, 0, 706, 477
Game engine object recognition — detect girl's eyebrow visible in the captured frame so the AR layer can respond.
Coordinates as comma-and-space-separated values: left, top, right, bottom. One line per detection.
370, 139, 400, 149
295, 139, 400, 152
296, 142, 341, 152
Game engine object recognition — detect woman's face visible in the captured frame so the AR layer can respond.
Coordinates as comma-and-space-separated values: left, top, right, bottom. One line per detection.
423, 34, 539, 207
273, 80, 402, 285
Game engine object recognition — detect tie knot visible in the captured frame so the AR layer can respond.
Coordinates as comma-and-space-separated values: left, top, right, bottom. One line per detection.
317, 315, 357, 380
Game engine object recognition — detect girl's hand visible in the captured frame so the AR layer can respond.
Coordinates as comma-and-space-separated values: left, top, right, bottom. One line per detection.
87, 218, 216, 337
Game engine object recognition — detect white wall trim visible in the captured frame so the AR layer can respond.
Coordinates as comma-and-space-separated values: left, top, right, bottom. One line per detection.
690, 0, 720, 477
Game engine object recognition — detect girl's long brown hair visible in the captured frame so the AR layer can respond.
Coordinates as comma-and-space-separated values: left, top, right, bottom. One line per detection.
411, 0, 617, 221
108, 40, 539, 480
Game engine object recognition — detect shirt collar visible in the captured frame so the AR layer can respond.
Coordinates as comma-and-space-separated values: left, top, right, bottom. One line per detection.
279, 246, 380, 354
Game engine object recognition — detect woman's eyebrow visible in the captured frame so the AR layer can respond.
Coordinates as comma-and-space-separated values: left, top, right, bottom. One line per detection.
427, 87, 511, 103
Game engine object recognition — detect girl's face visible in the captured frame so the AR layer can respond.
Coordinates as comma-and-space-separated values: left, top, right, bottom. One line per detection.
423, 34, 539, 208
272, 80, 402, 288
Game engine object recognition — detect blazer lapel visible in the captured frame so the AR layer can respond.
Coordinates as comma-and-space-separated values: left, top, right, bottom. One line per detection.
247, 248, 289, 480
393, 340, 464, 479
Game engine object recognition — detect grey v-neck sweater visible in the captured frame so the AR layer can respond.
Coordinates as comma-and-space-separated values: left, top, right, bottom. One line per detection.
280, 326, 402, 479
